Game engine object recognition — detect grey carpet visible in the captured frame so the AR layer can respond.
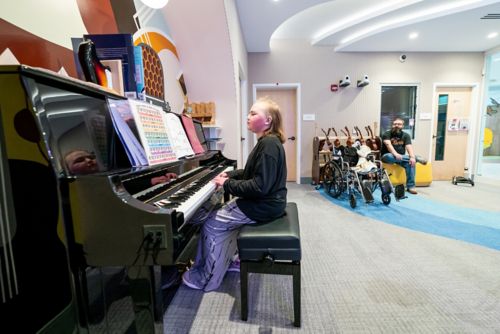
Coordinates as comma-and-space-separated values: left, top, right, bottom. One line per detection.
163, 181, 500, 333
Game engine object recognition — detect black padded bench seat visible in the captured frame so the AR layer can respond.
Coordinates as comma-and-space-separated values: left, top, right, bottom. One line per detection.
237, 202, 301, 327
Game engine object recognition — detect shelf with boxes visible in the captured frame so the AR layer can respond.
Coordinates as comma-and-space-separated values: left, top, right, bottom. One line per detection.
189, 101, 216, 125
203, 125, 224, 151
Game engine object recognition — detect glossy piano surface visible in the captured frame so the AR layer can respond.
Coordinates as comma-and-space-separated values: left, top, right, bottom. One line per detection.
11, 65, 235, 266
1, 64, 236, 332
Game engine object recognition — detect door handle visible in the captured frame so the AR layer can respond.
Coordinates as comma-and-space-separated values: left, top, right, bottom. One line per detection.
288, 136, 296, 141
432, 134, 437, 139
241, 137, 246, 141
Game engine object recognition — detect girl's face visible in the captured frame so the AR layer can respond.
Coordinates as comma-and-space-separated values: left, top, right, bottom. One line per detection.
247, 102, 270, 135
65, 150, 98, 174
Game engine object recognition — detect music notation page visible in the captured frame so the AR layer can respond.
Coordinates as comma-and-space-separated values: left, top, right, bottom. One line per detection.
162, 113, 195, 159
128, 99, 177, 166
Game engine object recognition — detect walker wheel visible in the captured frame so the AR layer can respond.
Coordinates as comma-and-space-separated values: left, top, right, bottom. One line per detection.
452, 176, 457, 185
381, 179, 392, 194
349, 194, 357, 208
325, 181, 332, 194
382, 194, 391, 205
471, 181, 475, 186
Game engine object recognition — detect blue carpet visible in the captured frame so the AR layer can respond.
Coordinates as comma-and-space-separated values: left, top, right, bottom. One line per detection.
317, 187, 500, 251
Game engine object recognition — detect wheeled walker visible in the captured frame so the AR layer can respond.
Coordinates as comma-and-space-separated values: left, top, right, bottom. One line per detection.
323, 155, 405, 208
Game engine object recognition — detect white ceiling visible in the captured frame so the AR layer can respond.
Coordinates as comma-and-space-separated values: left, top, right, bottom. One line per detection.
235, 0, 500, 53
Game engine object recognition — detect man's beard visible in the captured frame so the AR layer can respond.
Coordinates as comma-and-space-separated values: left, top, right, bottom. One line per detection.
391, 127, 402, 135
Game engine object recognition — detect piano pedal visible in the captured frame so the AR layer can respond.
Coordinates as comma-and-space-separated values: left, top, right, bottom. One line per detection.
160, 266, 181, 290
175, 259, 194, 273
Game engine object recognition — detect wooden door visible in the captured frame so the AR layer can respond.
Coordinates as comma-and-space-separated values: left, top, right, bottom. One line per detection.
432, 87, 472, 180
256, 89, 297, 181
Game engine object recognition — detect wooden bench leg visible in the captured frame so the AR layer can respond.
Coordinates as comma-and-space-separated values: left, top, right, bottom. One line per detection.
293, 262, 301, 327
240, 261, 248, 321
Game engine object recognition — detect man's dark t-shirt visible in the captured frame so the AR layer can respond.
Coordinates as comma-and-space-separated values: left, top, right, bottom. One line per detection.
381, 130, 412, 155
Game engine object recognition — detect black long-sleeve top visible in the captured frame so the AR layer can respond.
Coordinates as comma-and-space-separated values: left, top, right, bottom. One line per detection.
223, 134, 287, 222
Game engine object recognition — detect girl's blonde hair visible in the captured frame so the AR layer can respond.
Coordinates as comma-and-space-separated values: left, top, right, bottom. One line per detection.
257, 96, 286, 144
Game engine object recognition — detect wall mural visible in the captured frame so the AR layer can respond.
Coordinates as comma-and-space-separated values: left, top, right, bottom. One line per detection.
0, 0, 185, 113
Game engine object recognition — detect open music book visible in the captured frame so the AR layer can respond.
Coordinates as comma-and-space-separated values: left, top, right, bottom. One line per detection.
108, 99, 194, 166
180, 115, 206, 154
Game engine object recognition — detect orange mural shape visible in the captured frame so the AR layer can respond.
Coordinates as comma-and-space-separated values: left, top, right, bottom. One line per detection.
134, 32, 178, 59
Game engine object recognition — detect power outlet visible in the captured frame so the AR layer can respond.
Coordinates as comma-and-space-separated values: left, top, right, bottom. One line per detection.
143, 225, 167, 250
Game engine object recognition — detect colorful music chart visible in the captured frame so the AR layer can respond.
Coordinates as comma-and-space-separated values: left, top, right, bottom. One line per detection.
128, 99, 177, 165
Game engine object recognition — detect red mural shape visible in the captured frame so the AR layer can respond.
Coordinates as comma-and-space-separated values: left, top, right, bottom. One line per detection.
0, 19, 77, 77
76, 0, 119, 34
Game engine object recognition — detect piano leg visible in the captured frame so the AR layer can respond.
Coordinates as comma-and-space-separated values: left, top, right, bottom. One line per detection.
127, 265, 164, 333
124, 266, 163, 334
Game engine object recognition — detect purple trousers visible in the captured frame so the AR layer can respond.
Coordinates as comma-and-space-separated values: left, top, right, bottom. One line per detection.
183, 199, 255, 291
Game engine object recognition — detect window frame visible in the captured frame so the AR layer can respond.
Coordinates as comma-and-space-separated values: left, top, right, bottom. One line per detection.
379, 83, 421, 139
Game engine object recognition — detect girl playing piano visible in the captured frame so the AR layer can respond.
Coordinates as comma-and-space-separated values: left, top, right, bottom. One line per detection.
182, 97, 288, 291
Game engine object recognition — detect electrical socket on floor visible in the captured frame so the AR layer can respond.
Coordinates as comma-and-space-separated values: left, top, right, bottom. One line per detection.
143, 225, 167, 250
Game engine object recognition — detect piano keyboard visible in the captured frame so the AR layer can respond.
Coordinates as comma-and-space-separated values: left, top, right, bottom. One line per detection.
133, 166, 205, 201
153, 165, 233, 224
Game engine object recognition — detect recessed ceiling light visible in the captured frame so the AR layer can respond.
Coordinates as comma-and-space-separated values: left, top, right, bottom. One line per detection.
487, 32, 498, 39
409, 32, 419, 39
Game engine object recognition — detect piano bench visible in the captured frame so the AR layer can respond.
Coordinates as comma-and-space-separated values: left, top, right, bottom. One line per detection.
237, 202, 301, 327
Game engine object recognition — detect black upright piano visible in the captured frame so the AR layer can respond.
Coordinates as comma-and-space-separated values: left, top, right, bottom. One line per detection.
0, 65, 235, 333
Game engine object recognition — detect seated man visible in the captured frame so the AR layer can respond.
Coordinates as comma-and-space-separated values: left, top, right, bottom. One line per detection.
381, 117, 427, 194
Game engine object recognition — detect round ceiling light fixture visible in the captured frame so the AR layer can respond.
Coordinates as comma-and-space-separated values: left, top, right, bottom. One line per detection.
140, 0, 169, 9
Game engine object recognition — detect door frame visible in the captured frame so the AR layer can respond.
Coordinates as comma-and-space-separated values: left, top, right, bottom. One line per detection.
239, 64, 248, 167
430, 83, 480, 176
252, 83, 301, 184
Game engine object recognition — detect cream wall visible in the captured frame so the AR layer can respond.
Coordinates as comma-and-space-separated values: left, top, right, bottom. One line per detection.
164, 0, 249, 164
163, 0, 239, 160
224, 0, 249, 167
248, 39, 484, 181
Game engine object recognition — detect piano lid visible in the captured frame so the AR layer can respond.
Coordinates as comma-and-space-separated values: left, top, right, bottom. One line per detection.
12, 65, 132, 177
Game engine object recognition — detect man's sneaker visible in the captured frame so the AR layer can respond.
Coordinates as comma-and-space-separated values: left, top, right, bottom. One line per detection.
416, 156, 428, 165
407, 188, 418, 195
182, 271, 202, 290
227, 259, 240, 272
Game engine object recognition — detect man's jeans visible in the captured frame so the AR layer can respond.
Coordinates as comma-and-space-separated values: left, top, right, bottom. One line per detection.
381, 153, 415, 189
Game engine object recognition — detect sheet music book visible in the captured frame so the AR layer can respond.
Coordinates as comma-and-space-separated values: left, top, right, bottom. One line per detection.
162, 113, 195, 158
181, 115, 205, 154
107, 99, 148, 166
127, 99, 177, 165
108, 99, 198, 166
